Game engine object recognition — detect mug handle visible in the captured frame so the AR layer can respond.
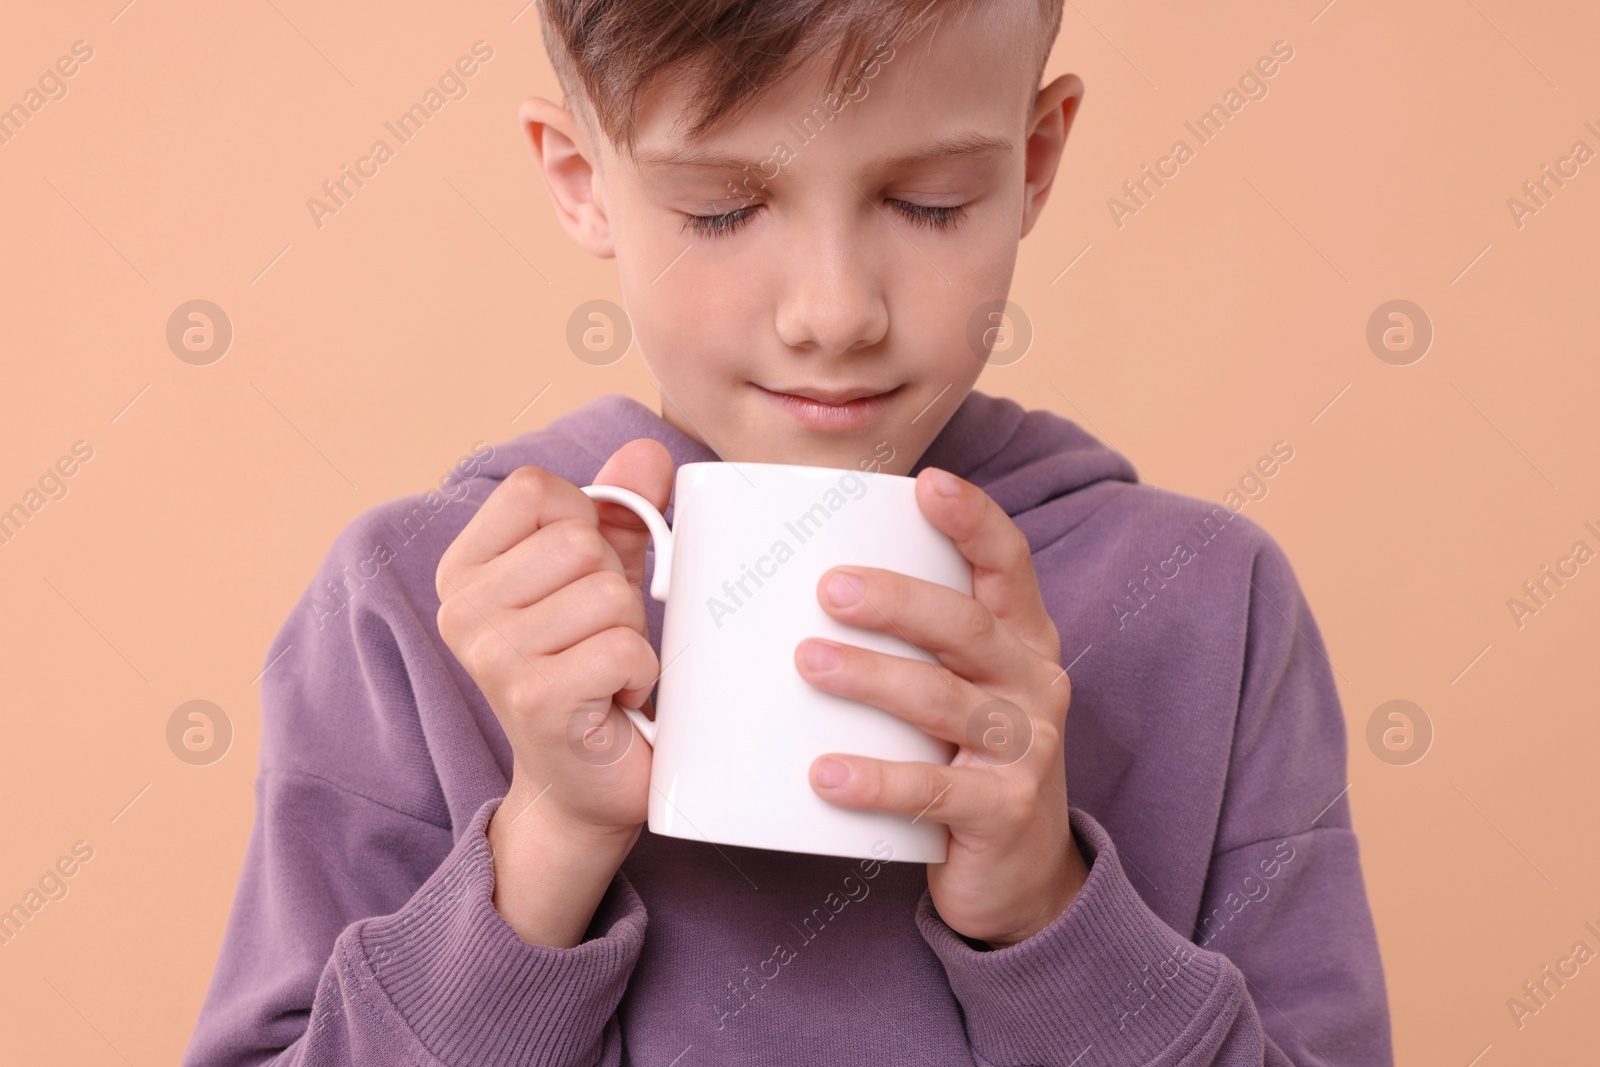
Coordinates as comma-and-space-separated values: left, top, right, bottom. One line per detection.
579, 483, 674, 747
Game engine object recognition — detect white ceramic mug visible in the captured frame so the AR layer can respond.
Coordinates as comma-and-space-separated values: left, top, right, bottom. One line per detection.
580, 460, 972, 863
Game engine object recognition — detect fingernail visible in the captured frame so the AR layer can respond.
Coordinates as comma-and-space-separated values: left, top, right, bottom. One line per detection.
826, 571, 863, 607
815, 758, 850, 788
929, 468, 961, 496
799, 640, 843, 671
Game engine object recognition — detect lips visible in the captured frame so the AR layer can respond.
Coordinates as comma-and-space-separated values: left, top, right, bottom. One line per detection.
765, 384, 899, 406
755, 383, 902, 432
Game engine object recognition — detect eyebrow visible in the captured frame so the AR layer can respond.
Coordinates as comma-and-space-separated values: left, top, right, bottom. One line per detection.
634, 131, 1014, 177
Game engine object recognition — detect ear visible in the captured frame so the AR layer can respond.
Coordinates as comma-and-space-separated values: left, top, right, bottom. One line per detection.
520, 96, 616, 259
1018, 73, 1084, 240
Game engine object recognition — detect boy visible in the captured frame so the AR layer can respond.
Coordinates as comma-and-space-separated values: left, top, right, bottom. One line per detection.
183, 1, 1391, 1064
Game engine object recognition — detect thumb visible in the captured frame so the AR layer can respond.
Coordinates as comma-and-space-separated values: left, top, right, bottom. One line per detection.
590, 436, 675, 601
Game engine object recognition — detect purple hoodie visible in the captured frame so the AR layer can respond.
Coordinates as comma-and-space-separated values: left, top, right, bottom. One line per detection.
182, 390, 1391, 1066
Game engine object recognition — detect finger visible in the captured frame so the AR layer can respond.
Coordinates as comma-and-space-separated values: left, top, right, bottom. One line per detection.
913, 467, 1060, 662
521, 567, 659, 711
545, 625, 661, 724
808, 754, 1013, 835
508, 568, 647, 657
441, 516, 627, 620
813, 566, 1042, 688
590, 438, 674, 596
794, 638, 982, 748
437, 465, 600, 596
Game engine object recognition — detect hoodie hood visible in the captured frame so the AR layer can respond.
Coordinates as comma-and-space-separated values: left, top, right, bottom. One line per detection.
477, 389, 1139, 548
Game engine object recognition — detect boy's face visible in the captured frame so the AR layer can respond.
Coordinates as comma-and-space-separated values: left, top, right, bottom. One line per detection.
527, 2, 1080, 474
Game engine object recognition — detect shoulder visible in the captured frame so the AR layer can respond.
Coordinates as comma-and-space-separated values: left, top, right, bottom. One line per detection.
255, 424, 601, 786
1094, 480, 1286, 565
303, 404, 626, 629
1040, 477, 1297, 607
1027, 475, 1324, 720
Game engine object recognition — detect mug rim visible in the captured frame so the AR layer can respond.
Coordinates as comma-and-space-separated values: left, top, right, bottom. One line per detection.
676, 459, 913, 483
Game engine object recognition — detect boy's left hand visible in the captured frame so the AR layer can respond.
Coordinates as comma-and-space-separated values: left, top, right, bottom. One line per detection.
795, 467, 1090, 949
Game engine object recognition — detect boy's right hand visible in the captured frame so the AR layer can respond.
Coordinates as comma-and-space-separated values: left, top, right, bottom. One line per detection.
434, 438, 673, 946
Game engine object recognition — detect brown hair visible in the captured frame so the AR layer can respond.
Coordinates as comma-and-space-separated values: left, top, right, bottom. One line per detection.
535, 0, 1064, 161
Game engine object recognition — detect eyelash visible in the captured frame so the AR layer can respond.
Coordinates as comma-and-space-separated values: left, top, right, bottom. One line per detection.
681, 200, 968, 239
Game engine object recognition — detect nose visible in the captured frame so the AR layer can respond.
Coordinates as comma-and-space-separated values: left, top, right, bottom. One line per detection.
773, 210, 890, 355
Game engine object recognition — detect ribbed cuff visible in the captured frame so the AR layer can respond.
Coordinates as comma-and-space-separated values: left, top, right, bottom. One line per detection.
351, 793, 647, 1067
915, 806, 1237, 1065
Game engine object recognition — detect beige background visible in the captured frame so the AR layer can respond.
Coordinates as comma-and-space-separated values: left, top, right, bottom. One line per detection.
1, 1, 1596, 1063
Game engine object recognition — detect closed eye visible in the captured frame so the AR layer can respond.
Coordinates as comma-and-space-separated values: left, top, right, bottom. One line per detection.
681, 204, 760, 239
890, 201, 967, 232
681, 200, 968, 240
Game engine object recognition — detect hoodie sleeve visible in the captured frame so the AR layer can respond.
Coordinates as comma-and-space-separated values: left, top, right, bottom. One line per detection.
911, 532, 1393, 1066
181, 505, 649, 1067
